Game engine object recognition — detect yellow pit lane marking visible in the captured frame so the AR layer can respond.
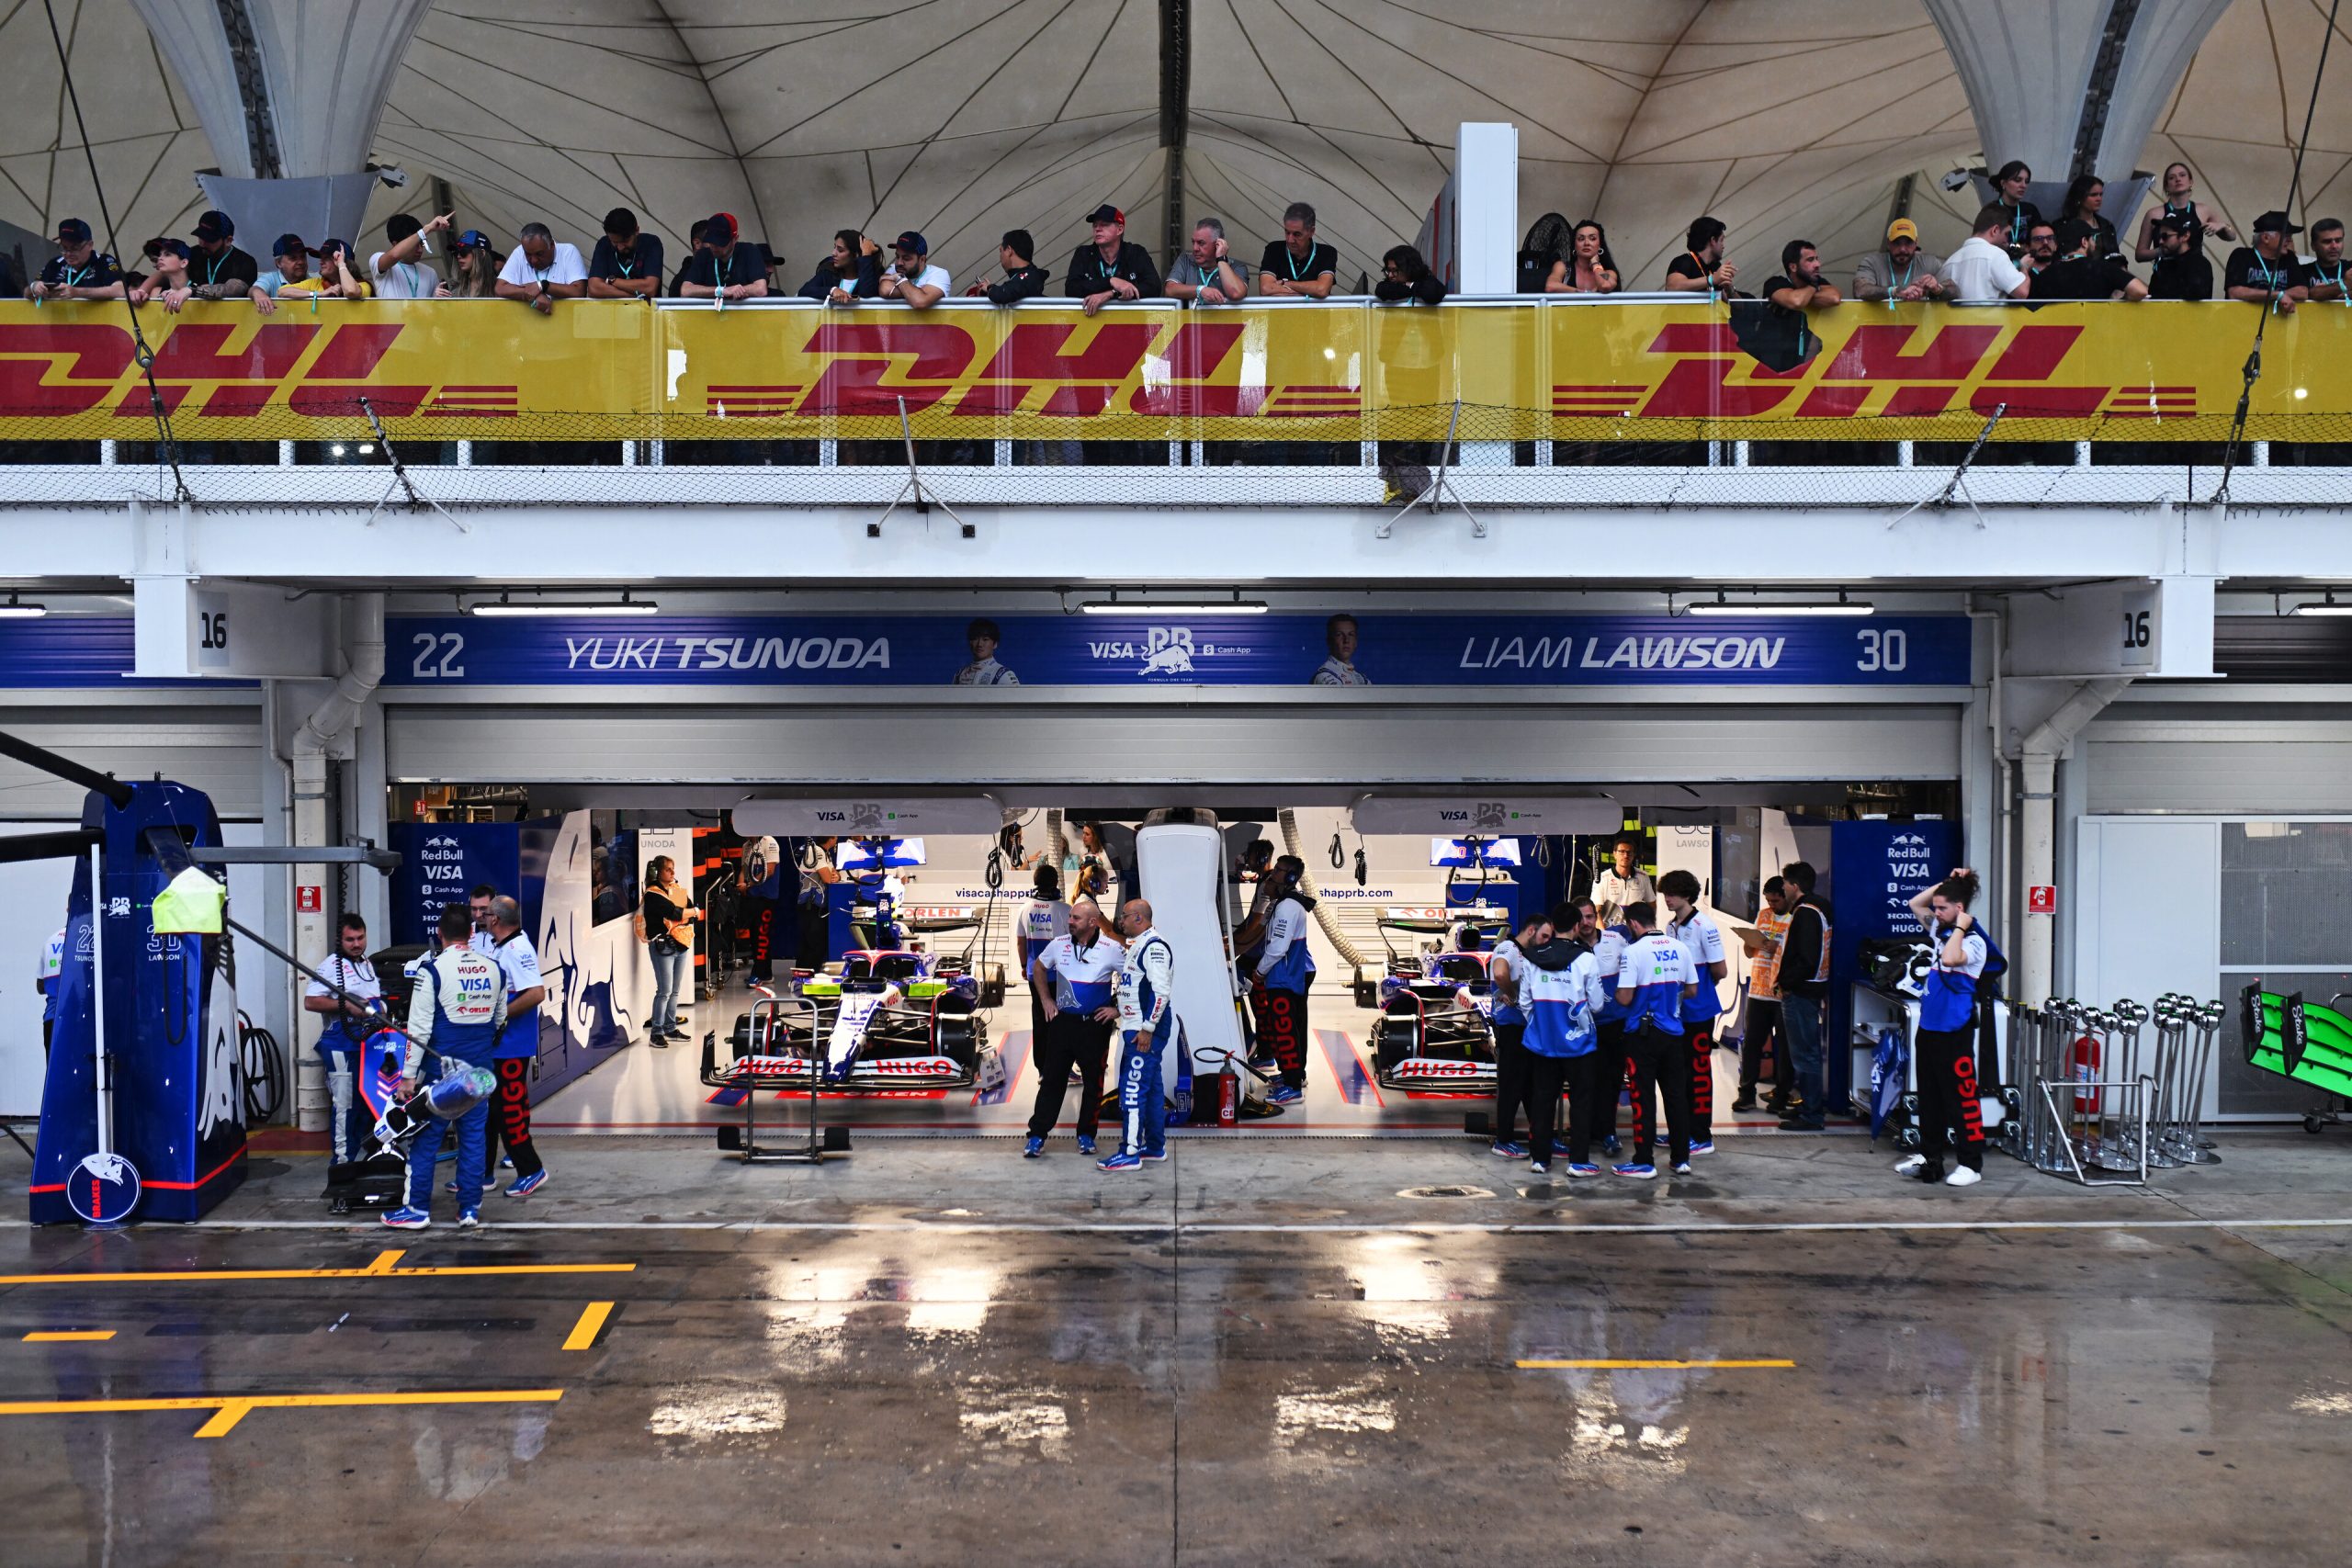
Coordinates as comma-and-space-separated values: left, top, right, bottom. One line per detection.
1517, 1359, 1797, 1370
562, 1301, 616, 1350
0, 1389, 564, 1438
22, 1330, 116, 1342
0, 1249, 637, 1287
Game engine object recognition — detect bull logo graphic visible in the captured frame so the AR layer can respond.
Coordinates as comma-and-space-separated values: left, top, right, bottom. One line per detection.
1140, 626, 1195, 676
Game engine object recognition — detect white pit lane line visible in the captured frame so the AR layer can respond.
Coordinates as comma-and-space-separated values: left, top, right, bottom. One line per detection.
6, 1217, 2351, 1237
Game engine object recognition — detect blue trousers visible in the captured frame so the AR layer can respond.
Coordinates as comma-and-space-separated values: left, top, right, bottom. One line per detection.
650, 944, 690, 1032
1116, 1029, 1167, 1156
406, 1097, 489, 1213
1781, 991, 1826, 1122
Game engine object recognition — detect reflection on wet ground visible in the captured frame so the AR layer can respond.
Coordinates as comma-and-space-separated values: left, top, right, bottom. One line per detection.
3, 1139, 2349, 1564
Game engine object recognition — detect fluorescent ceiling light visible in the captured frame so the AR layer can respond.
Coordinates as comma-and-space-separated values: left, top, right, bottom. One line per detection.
0, 593, 47, 618
469, 591, 658, 617
1685, 592, 1872, 617
1080, 595, 1267, 615
2288, 592, 2352, 616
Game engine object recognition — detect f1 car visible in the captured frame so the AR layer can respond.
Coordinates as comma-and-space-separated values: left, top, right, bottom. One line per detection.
899, 904, 1009, 1006
1367, 948, 1502, 1093
703, 947, 991, 1094
1351, 904, 1510, 1006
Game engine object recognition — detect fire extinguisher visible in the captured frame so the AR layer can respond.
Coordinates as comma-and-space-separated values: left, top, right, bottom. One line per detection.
2069, 1027, 2101, 1115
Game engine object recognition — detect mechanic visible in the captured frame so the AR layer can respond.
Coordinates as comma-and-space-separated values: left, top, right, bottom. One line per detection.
1586, 903, 1631, 1159
1518, 919, 1610, 1178
795, 837, 841, 971
385, 903, 506, 1231
481, 897, 550, 1199
1898, 869, 1992, 1189
302, 911, 385, 1165
1099, 898, 1175, 1172
1775, 861, 1834, 1132
736, 834, 782, 984
1658, 870, 1727, 1156
1486, 912, 1550, 1159
1024, 899, 1125, 1157
1020, 864, 1072, 1040
1251, 854, 1317, 1106
1590, 835, 1654, 926
1734, 876, 1792, 1114
1612, 902, 1697, 1179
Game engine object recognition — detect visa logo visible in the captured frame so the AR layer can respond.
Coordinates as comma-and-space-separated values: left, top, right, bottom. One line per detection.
816, 810, 846, 822
1439, 810, 1468, 822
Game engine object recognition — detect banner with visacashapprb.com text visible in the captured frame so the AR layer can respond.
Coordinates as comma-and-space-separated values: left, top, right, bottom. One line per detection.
384, 614, 1968, 688
0, 298, 2341, 443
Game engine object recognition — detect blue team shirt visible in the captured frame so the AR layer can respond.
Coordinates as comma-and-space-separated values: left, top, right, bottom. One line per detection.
1521, 950, 1608, 1058
1615, 931, 1695, 1035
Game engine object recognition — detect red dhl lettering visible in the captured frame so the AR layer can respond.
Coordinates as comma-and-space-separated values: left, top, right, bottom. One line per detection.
0, 321, 501, 420
792, 320, 1275, 417
1626, 321, 2133, 421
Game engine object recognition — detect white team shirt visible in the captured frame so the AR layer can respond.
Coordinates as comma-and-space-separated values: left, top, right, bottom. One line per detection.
304, 952, 383, 1005
1618, 931, 1696, 991
1591, 869, 1654, 925
492, 930, 545, 998
1034, 931, 1125, 1010
499, 242, 589, 288
368, 252, 439, 299
1255, 898, 1308, 978
955, 657, 1020, 686
1925, 923, 1990, 980
1666, 908, 1725, 973
1943, 235, 2026, 303
40, 927, 64, 984
1311, 656, 1370, 686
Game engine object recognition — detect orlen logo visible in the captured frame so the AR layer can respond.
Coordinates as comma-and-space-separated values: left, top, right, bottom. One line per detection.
1555, 321, 2188, 423
0, 320, 511, 419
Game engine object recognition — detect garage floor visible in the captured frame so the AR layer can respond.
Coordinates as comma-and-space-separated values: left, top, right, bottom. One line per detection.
4, 1131, 2348, 1565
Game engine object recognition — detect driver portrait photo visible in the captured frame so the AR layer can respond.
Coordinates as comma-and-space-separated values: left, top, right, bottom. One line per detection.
1311, 612, 1372, 685
954, 616, 1020, 685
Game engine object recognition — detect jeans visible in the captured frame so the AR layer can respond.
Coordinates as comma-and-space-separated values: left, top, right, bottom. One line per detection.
1782, 991, 1826, 1123
1116, 1029, 1168, 1156
650, 943, 690, 1033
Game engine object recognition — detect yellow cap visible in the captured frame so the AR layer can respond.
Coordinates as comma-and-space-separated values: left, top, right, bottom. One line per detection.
1886, 218, 1920, 243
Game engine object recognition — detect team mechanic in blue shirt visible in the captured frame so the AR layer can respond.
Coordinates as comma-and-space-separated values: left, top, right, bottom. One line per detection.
1024, 899, 1124, 1158
1250, 856, 1317, 1105
385, 904, 507, 1230
1099, 898, 1177, 1172
1516, 926, 1611, 1177
1897, 868, 1999, 1189
1659, 870, 1730, 1156
1612, 902, 1699, 1178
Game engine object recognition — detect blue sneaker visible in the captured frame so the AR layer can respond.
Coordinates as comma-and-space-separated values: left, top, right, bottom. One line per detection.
1612, 1162, 1657, 1180
1672, 1161, 1693, 1176
445, 1179, 460, 1195
1267, 1083, 1304, 1105
1023, 1136, 1046, 1158
1552, 1138, 1573, 1157
1603, 1134, 1623, 1156
1489, 1140, 1529, 1158
1096, 1150, 1142, 1173
1141, 1147, 1170, 1162
1688, 1138, 1717, 1156
457, 1209, 481, 1230
505, 1169, 548, 1200
1076, 1135, 1098, 1156
380, 1205, 432, 1230
1566, 1162, 1603, 1179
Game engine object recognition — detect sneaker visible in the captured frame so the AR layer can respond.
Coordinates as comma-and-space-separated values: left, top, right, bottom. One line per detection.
1096, 1150, 1142, 1173
1023, 1136, 1046, 1158
445, 1179, 461, 1195
1613, 1162, 1657, 1180
1894, 1154, 1927, 1175
1777, 1117, 1826, 1132
1141, 1148, 1170, 1162
1566, 1162, 1603, 1179
505, 1169, 549, 1200
1688, 1139, 1716, 1156
1488, 1140, 1529, 1159
1730, 1097, 1760, 1113
1529, 1160, 1550, 1176
1551, 1138, 1573, 1157
457, 1209, 481, 1230
1267, 1083, 1304, 1106
1672, 1161, 1693, 1176
380, 1206, 431, 1230
1602, 1134, 1622, 1156
1944, 1166, 1983, 1188
1076, 1135, 1098, 1156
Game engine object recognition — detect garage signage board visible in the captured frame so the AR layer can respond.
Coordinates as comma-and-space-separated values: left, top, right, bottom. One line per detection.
382, 614, 1968, 689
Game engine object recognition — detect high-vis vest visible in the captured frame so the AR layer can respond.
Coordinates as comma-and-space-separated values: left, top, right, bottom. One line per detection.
1616, 932, 1694, 1035
1521, 950, 1605, 1058
1919, 922, 2002, 1032
414, 945, 506, 1060
1038, 931, 1121, 1013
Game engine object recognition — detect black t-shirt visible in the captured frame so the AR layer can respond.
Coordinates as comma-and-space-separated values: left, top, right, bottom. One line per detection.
1666, 252, 1709, 286
682, 243, 767, 289
2225, 247, 2308, 296
38, 251, 121, 288
2031, 254, 2134, 299
2146, 251, 2215, 301
589, 233, 665, 285
189, 244, 259, 295
1997, 200, 2044, 253
1259, 239, 1338, 288
1066, 241, 1160, 299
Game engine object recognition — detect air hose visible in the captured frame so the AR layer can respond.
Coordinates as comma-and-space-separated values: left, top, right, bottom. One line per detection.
1279, 807, 1365, 967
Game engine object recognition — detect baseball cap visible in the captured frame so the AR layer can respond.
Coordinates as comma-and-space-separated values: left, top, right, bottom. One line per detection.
893, 231, 928, 254
270, 232, 306, 258
2253, 209, 2303, 235
2054, 218, 2098, 250
1885, 218, 1919, 243
54, 218, 90, 244
452, 229, 492, 252
704, 212, 738, 245
603, 206, 639, 236
193, 209, 232, 242
312, 238, 351, 259
151, 237, 191, 261
2152, 211, 2197, 238
1083, 203, 1124, 225
1001, 229, 1034, 260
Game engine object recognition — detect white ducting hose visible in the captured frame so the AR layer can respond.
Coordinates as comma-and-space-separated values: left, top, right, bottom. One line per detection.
1278, 807, 1365, 967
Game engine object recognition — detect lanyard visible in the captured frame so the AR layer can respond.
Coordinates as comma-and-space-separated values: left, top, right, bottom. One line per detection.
1688, 249, 1712, 290
1284, 243, 1315, 281
202, 250, 229, 285
612, 243, 638, 278
2316, 261, 2348, 300
2008, 203, 2028, 245
2251, 252, 2287, 289
60, 262, 90, 288
1883, 254, 1914, 307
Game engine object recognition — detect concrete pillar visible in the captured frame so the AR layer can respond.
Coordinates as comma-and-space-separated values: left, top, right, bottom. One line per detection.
2013, 677, 2131, 1005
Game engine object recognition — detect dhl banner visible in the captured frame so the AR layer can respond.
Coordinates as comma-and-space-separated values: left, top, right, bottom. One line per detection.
0, 298, 2341, 443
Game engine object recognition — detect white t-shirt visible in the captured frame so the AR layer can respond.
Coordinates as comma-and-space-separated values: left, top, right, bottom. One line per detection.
369, 252, 439, 299
1943, 235, 2027, 303
499, 242, 589, 289
304, 952, 382, 1005
888, 263, 951, 297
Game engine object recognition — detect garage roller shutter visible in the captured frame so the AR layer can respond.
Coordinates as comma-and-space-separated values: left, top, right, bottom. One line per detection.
2086, 706, 2352, 814
0, 702, 265, 818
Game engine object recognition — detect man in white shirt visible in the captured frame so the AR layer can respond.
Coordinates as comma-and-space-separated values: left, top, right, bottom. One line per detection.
1310, 614, 1372, 685
495, 222, 589, 315
303, 913, 385, 1163
1942, 203, 2031, 303
370, 212, 452, 299
880, 231, 950, 310
1024, 901, 1125, 1157
481, 896, 552, 1197
1590, 836, 1655, 927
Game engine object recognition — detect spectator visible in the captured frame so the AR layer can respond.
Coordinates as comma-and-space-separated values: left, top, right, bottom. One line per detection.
1664, 215, 1736, 294
1990, 159, 2042, 257
800, 228, 880, 302
976, 229, 1050, 302
483, 895, 550, 1198
1764, 240, 1843, 350
1733, 876, 1791, 1114
278, 241, 372, 299
1067, 204, 1159, 316
1374, 243, 1445, 304
878, 230, 949, 309
681, 211, 766, 301
1943, 204, 2031, 302
129, 239, 194, 312
384, 902, 503, 1231
1258, 201, 1338, 299
2135, 161, 2236, 262
26, 218, 123, 301
585, 207, 663, 299
443, 230, 499, 298
2020, 220, 2060, 288
1557, 220, 1620, 294
1854, 218, 1949, 302
2226, 211, 2309, 314
2144, 212, 2215, 300
1023, 898, 1124, 1158
2059, 175, 2121, 259
496, 222, 587, 313
2309, 219, 2347, 303
2032, 220, 2148, 300
1774, 860, 1833, 1131
369, 212, 449, 299
187, 209, 259, 301
671, 220, 709, 297
250, 233, 309, 311
302, 912, 386, 1166
1166, 217, 1247, 304
1590, 834, 1654, 926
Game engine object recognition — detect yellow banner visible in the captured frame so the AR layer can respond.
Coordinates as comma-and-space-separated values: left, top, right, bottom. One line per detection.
0, 298, 2340, 442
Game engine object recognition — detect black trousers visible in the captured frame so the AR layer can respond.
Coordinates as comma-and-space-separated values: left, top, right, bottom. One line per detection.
1550, 1051, 1605, 1164
796, 902, 828, 969
1491, 1022, 1531, 1141
1027, 1010, 1114, 1140
1740, 998, 1783, 1094
1625, 1024, 1693, 1166
1915, 1024, 1985, 1172
1259, 984, 1309, 1088
743, 894, 779, 980
483, 1056, 545, 1180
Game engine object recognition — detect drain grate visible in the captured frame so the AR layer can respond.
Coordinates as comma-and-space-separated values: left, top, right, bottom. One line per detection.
1396, 1184, 1495, 1200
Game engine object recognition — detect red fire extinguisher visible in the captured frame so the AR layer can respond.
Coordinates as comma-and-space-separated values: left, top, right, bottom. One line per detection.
1216, 1070, 1238, 1128
2070, 1030, 2101, 1114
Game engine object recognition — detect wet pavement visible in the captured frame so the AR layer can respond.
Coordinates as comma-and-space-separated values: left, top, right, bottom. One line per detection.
4, 1132, 2349, 1566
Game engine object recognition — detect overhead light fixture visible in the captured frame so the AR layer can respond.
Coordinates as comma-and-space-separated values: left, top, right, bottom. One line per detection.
2288, 591, 2352, 616
0, 592, 48, 618
1684, 590, 1874, 617
468, 590, 659, 617
1079, 591, 1267, 615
